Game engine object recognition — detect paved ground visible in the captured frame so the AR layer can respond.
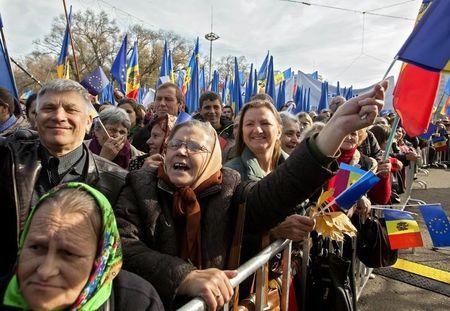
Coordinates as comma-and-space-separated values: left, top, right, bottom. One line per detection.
358, 168, 450, 311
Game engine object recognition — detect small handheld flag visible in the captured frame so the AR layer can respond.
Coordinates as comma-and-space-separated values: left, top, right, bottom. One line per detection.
384, 209, 423, 250
80, 67, 109, 96
175, 111, 192, 125
334, 170, 380, 211
419, 204, 450, 247
329, 163, 366, 197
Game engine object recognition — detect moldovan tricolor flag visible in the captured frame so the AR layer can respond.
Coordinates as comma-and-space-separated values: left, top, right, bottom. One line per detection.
393, 0, 450, 137
126, 41, 140, 100
384, 209, 423, 250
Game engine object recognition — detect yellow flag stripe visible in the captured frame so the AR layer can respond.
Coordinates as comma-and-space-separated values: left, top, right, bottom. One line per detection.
386, 219, 420, 235
392, 259, 450, 284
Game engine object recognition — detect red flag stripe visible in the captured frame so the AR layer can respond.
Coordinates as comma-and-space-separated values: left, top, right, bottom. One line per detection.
388, 231, 423, 250
394, 64, 440, 137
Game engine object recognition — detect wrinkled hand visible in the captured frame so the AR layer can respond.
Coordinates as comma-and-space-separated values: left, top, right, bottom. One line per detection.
100, 136, 125, 161
177, 269, 237, 311
405, 152, 420, 161
377, 161, 392, 177
396, 159, 404, 171
348, 196, 372, 219
142, 153, 164, 169
270, 215, 315, 241
316, 80, 388, 157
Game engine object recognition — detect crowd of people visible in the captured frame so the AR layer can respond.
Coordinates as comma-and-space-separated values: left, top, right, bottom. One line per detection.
0, 78, 448, 310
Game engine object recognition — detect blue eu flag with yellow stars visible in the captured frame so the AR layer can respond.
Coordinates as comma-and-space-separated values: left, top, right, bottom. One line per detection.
80, 67, 110, 96
419, 204, 450, 247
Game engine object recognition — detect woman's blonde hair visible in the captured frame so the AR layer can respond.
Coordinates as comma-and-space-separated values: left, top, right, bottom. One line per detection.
236, 100, 282, 169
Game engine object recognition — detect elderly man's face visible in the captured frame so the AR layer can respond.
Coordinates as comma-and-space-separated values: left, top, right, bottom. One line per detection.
36, 91, 92, 156
18, 202, 98, 310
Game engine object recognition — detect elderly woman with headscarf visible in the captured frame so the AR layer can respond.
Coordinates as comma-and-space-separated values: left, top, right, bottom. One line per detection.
87, 107, 144, 169
1, 182, 163, 310
331, 128, 392, 206
128, 113, 177, 171
114, 82, 388, 310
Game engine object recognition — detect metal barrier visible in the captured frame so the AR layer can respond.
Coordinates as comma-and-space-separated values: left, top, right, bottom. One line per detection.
178, 239, 292, 311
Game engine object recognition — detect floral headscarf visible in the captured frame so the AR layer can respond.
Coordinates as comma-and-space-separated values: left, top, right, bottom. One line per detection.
3, 182, 122, 310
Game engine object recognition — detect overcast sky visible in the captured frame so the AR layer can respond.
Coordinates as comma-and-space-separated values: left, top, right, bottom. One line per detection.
1, 0, 422, 88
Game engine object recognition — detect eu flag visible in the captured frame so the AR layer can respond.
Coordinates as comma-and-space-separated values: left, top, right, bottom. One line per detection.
111, 35, 128, 94
257, 51, 269, 80
80, 67, 109, 96
419, 204, 450, 247
0, 20, 17, 98
265, 56, 275, 102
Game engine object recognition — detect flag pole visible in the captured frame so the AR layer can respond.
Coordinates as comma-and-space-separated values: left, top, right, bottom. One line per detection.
379, 58, 401, 162
0, 15, 19, 97
10, 57, 43, 86
432, 93, 447, 121
62, 0, 80, 81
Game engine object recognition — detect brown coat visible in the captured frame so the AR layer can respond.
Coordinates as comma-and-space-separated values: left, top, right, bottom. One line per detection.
114, 139, 337, 308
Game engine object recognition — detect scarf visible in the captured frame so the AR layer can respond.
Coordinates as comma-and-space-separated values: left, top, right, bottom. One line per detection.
338, 146, 358, 165
0, 114, 17, 132
157, 126, 223, 268
89, 136, 132, 169
3, 182, 122, 311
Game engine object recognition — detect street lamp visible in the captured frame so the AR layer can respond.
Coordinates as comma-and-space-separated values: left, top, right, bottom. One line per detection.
205, 32, 219, 85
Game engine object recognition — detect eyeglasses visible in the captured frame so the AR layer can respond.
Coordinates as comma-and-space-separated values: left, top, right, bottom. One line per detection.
105, 127, 128, 136
167, 139, 210, 153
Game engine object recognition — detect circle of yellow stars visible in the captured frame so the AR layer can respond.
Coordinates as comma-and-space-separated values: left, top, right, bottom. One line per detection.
428, 217, 449, 235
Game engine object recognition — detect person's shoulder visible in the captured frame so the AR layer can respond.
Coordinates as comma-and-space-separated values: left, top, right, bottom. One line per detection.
221, 166, 241, 184
224, 155, 242, 170
90, 152, 128, 179
125, 165, 159, 189
113, 270, 164, 311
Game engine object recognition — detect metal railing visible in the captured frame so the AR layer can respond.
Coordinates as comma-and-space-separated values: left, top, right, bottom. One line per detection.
178, 239, 292, 311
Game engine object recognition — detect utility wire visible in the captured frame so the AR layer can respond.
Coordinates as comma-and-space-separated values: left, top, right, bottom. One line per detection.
366, 0, 416, 13
281, 0, 414, 20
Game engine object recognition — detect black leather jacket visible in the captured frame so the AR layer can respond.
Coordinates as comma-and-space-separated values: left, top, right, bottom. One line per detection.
0, 129, 127, 277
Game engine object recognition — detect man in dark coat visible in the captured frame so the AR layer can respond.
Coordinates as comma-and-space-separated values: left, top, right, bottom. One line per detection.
0, 79, 127, 277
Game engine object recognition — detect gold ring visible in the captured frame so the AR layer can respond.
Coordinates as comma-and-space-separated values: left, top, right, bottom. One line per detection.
213, 290, 221, 299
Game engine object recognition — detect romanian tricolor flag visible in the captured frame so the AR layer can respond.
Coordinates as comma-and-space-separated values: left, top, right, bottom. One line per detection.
394, 0, 450, 137
126, 41, 140, 100
432, 136, 447, 152
182, 38, 199, 96
384, 209, 423, 250
56, 6, 72, 79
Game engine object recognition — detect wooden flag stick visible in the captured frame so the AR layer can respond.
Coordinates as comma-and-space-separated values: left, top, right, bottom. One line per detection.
62, 0, 80, 81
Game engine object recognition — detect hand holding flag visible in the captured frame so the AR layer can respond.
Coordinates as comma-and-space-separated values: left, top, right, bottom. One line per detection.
316, 80, 388, 157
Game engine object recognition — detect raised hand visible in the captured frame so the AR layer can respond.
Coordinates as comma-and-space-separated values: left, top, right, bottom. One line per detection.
100, 135, 125, 161
316, 80, 388, 157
